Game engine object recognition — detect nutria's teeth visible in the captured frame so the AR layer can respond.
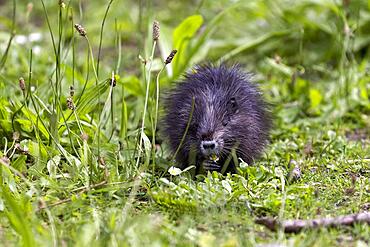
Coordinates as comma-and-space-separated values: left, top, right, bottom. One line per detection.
209, 154, 219, 162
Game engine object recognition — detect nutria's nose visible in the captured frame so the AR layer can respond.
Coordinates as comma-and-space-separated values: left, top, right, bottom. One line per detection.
202, 141, 216, 149
201, 141, 216, 150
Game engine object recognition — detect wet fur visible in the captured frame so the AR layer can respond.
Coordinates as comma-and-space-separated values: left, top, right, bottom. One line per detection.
162, 64, 271, 174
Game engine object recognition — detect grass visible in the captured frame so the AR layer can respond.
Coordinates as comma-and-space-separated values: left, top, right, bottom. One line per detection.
0, 0, 369, 246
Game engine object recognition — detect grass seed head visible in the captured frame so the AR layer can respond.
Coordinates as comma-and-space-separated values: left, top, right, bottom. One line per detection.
74, 24, 86, 36
165, 50, 177, 64
13, 132, 20, 141
19, 77, 26, 91
59, 0, 66, 8
67, 97, 75, 110
153, 20, 160, 41
69, 85, 74, 97
81, 132, 89, 141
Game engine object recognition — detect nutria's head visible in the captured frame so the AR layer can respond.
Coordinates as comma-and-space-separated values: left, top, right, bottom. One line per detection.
163, 64, 271, 173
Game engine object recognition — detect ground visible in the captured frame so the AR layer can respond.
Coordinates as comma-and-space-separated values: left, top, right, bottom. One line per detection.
0, 0, 369, 246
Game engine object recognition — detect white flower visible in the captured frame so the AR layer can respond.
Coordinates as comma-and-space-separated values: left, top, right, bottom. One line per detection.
327, 130, 336, 140
14, 33, 43, 44
29, 32, 42, 42
168, 166, 182, 176
15, 35, 27, 44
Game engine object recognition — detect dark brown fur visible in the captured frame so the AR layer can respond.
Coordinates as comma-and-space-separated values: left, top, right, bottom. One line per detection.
163, 64, 271, 174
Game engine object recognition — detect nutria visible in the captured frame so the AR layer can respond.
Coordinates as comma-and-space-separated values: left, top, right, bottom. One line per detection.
163, 64, 271, 174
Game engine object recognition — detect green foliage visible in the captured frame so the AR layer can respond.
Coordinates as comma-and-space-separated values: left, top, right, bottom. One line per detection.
0, 0, 369, 246
1, 186, 36, 247
172, 15, 204, 76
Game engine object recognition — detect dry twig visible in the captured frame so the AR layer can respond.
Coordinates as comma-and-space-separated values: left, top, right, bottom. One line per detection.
256, 212, 370, 233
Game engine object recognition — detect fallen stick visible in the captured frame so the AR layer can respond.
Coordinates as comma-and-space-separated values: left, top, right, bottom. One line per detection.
255, 212, 370, 233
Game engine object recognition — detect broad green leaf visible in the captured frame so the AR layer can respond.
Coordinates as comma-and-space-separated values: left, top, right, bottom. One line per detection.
47, 155, 61, 178
309, 88, 323, 109
221, 30, 291, 62
1, 187, 36, 247
173, 15, 203, 51
12, 155, 27, 171
141, 132, 152, 165
172, 15, 203, 75
75, 80, 110, 115
0, 119, 12, 132
0, 98, 10, 119
1, 162, 17, 193
20, 139, 48, 171
120, 92, 128, 139
121, 76, 143, 96
15, 119, 33, 132
221, 180, 232, 194
172, 3, 242, 78
20, 107, 49, 139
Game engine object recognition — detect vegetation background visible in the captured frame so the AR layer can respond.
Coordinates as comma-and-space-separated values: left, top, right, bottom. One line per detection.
0, 0, 369, 246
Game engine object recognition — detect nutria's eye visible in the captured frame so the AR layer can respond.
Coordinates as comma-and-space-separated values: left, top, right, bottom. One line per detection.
222, 117, 230, 126
229, 97, 238, 113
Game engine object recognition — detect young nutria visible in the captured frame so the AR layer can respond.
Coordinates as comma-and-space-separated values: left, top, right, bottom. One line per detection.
163, 64, 271, 174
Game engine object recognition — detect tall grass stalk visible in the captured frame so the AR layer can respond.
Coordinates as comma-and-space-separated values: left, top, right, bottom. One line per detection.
115, 20, 128, 140
115, 19, 122, 74
96, 0, 114, 77
0, 0, 16, 71
71, 8, 75, 89
41, 3, 79, 153
136, 39, 157, 167
98, 77, 115, 138
151, 65, 165, 170
25, 48, 75, 167
40, 0, 66, 146
73, 25, 101, 183
108, 74, 116, 141
58, 39, 91, 131
340, 19, 353, 102
85, 37, 100, 165
151, 49, 175, 170
172, 97, 195, 161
